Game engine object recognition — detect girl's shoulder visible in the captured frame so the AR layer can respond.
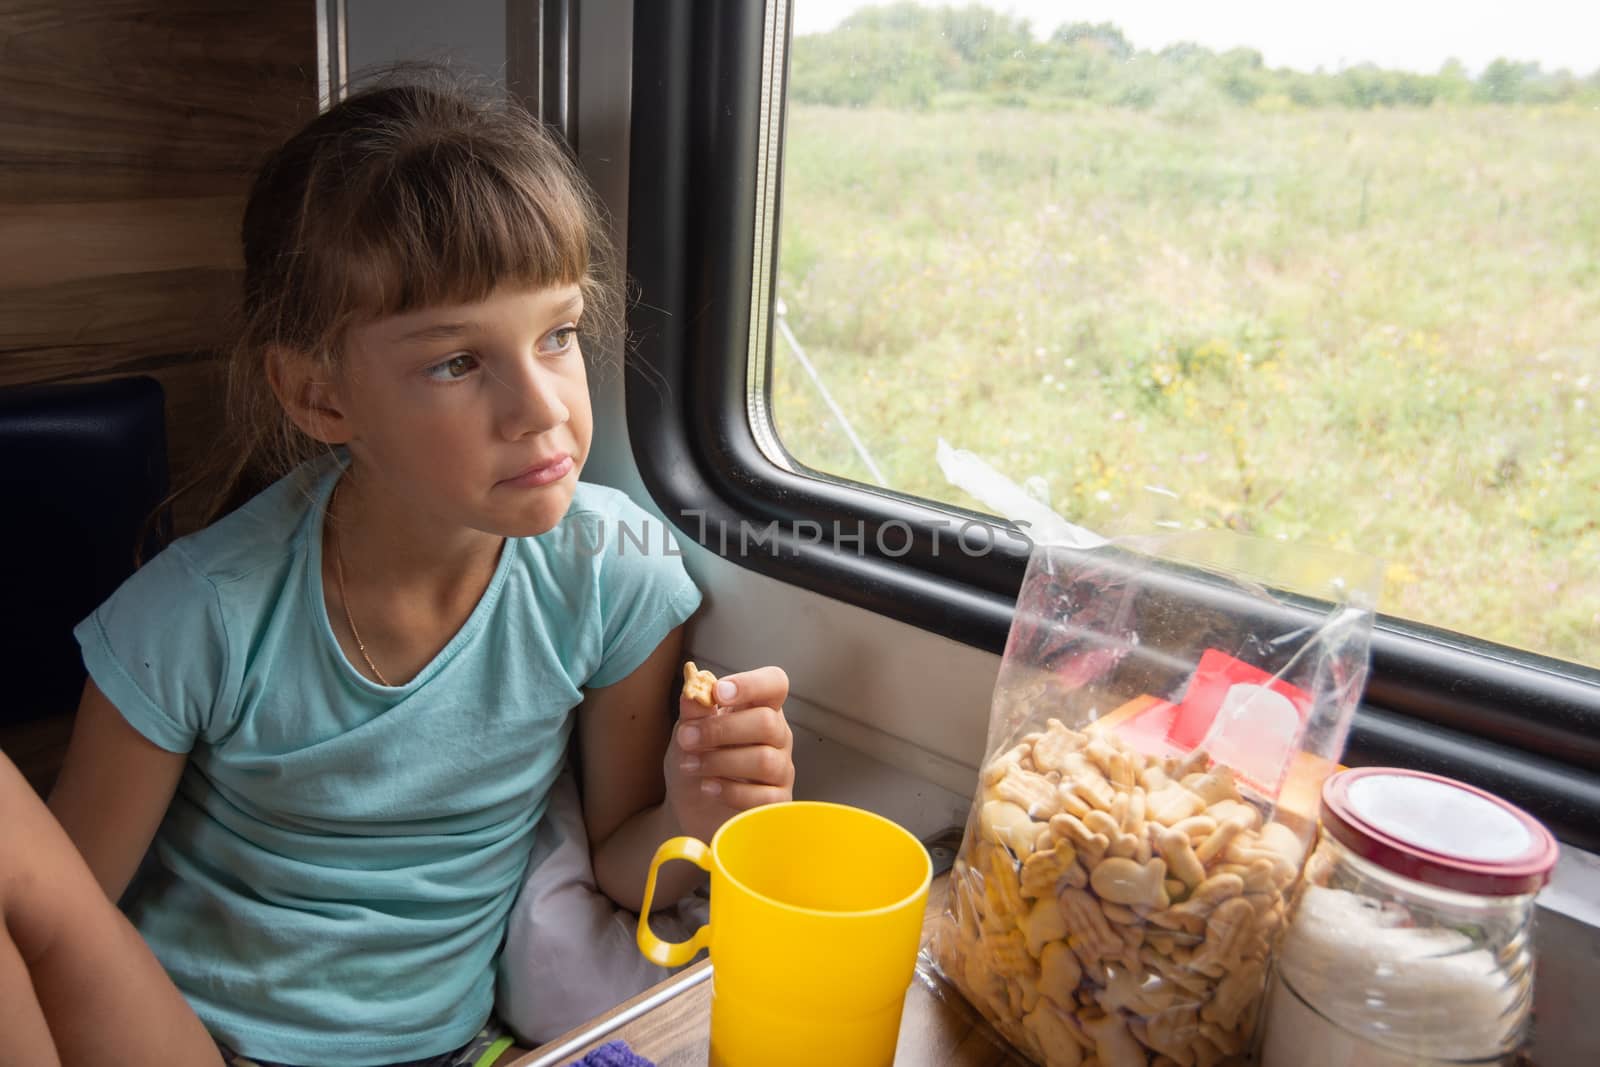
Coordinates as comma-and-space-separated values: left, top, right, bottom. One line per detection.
78, 463, 334, 747
545, 483, 703, 690
163, 461, 332, 588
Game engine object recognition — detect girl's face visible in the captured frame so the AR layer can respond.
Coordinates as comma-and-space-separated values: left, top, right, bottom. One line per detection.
334, 283, 593, 539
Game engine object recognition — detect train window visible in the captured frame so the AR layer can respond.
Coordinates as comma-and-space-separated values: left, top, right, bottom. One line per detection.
769, 0, 1599, 673
625, 1, 1599, 847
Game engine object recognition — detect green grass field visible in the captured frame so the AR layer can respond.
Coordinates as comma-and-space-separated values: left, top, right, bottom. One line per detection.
772, 103, 1600, 668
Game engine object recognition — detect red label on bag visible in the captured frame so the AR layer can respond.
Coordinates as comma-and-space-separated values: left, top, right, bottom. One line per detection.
1102, 649, 1312, 798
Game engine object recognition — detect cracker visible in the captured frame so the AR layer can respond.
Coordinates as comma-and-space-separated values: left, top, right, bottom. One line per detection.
681, 661, 718, 707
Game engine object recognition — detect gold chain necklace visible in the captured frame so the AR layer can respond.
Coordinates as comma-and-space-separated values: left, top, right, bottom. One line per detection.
329, 479, 393, 687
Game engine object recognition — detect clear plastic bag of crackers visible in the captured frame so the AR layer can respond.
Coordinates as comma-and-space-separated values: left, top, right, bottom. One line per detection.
925, 531, 1379, 1067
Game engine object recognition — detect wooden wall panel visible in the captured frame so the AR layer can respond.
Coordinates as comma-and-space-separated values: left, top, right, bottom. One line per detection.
0, 0, 317, 540
0, 197, 242, 289
0, 268, 239, 376
0, 2, 314, 203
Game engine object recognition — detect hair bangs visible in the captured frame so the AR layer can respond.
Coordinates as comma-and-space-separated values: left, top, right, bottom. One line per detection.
330, 137, 592, 323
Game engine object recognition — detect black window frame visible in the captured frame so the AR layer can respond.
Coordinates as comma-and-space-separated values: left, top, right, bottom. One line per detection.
623, 0, 1600, 849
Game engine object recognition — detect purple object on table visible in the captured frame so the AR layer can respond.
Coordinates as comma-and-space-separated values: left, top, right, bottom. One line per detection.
566, 1040, 656, 1067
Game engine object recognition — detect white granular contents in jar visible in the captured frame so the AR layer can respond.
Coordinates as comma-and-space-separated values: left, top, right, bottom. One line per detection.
1259, 885, 1519, 1067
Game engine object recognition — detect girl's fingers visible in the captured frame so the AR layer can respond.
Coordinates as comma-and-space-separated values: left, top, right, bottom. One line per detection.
677, 691, 720, 722
681, 744, 795, 789
671, 664, 794, 814
698, 778, 791, 811
710, 666, 788, 713
676, 705, 791, 753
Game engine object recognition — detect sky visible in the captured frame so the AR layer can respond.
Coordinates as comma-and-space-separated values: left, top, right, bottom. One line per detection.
791, 0, 1600, 76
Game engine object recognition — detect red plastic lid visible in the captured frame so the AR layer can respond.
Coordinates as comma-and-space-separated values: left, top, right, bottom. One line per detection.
1320, 767, 1559, 896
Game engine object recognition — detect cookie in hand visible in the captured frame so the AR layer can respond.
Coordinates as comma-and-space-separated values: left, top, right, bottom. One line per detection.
682, 661, 718, 708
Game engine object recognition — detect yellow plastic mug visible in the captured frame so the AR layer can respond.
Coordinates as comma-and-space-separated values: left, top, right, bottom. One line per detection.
637, 801, 932, 1067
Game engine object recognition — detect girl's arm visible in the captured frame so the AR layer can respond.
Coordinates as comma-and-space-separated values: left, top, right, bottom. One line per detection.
47, 680, 187, 902
580, 627, 794, 911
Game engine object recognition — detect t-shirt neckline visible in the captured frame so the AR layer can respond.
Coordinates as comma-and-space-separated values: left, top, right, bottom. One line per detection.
304, 454, 516, 693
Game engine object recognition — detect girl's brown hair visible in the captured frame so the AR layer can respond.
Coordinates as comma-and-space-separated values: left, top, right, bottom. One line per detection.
199, 70, 620, 524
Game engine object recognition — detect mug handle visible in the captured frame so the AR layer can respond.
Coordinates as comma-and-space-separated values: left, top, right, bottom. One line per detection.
636, 836, 713, 968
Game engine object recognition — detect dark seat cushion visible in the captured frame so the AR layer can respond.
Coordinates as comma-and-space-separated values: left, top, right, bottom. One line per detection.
0, 376, 169, 723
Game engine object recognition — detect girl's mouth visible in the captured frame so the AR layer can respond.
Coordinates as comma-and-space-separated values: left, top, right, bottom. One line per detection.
498, 454, 574, 488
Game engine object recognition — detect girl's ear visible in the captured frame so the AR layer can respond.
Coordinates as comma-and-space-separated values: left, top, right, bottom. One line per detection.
266, 346, 353, 445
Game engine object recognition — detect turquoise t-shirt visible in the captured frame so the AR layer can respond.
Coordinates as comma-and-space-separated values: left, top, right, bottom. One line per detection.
74, 455, 701, 1066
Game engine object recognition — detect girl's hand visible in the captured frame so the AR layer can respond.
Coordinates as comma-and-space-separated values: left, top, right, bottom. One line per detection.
665, 666, 794, 842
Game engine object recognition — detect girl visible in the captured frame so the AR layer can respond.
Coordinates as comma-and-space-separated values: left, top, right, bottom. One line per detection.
3, 77, 795, 1066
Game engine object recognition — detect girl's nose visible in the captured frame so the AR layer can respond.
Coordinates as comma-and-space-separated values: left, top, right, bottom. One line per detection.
495, 360, 569, 439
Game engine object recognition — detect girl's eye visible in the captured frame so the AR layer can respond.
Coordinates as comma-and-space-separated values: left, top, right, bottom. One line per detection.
539, 324, 580, 356
424, 353, 478, 381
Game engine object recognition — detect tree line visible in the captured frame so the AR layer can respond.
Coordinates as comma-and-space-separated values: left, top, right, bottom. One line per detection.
790, 3, 1600, 111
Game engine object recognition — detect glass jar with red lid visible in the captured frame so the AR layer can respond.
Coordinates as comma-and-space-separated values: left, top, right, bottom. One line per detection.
1258, 766, 1559, 1067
